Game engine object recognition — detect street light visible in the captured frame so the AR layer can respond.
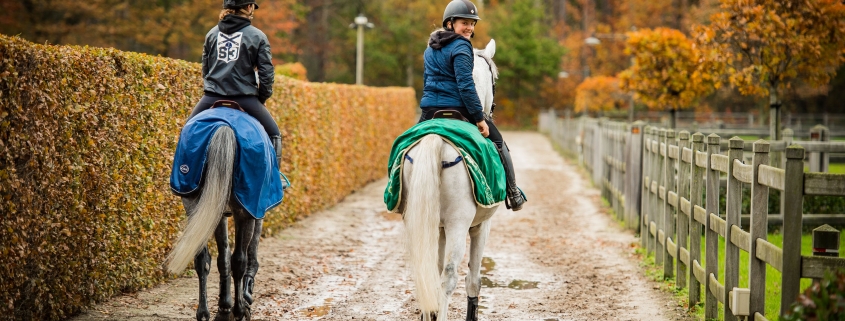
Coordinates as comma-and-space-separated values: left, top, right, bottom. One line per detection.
349, 14, 375, 85
585, 31, 637, 122
558, 71, 570, 79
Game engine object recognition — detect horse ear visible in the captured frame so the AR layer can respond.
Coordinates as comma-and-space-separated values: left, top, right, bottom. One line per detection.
485, 39, 496, 58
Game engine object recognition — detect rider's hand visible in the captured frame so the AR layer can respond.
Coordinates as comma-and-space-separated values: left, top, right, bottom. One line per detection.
476, 120, 490, 137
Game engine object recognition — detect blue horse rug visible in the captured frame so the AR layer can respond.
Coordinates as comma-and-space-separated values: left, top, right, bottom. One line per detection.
170, 107, 283, 219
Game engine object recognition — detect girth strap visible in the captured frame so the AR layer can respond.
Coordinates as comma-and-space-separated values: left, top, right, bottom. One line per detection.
404, 154, 464, 169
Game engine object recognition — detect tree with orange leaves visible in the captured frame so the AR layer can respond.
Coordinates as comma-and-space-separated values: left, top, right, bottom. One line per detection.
694, 0, 845, 139
619, 27, 716, 128
574, 76, 627, 115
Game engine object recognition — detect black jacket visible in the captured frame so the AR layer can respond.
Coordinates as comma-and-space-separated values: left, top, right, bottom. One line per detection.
202, 15, 274, 103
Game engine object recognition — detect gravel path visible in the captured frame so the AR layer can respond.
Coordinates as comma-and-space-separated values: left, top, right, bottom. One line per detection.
71, 132, 695, 321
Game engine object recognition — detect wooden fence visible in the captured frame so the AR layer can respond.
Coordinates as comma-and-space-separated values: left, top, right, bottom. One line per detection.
538, 111, 845, 320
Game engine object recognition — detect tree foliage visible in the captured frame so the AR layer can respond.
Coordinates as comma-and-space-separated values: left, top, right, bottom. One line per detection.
487, 0, 565, 126
694, 0, 845, 100
574, 76, 626, 113
619, 27, 715, 111
0, 0, 303, 62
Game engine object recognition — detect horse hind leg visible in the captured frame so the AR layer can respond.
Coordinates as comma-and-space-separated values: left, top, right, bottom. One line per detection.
439, 222, 471, 321
231, 210, 257, 321
243, 219, 263, 305
195, 246, 212, 321
465, 220, 491, 321
213, 216, 234, 321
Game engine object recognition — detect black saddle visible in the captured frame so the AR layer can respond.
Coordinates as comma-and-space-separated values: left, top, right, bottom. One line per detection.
211, 100, 245, 112
431, 109, 471, 123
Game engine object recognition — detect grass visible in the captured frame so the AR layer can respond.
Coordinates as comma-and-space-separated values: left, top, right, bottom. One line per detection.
634, 226, 845, 320
829, 163, 845, 174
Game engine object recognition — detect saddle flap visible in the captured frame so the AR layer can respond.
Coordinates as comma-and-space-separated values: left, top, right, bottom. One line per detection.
431, 109, 470, 123
211, 100, 245, 112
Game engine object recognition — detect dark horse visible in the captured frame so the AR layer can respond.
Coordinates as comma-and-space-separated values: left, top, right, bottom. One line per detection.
166, 125, 262, 321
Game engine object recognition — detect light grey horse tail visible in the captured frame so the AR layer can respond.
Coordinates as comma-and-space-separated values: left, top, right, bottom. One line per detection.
166, 126, 236, 274
404, 134, 443, 320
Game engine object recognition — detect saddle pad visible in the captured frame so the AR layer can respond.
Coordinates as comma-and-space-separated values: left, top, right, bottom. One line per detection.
384, 119, 505, 212
170, 108, 283, 219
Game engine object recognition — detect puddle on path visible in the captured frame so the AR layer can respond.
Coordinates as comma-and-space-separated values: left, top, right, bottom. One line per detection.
299, 298, 334, 318
479, 257, 539, 290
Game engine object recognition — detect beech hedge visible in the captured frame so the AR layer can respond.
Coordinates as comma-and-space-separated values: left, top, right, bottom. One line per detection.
0, 35, 416, 319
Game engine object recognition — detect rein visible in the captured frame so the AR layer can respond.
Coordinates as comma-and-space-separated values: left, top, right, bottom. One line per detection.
476, 52, 496, 113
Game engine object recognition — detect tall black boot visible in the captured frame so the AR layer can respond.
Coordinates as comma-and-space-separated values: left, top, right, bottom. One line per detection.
497, 142, 526, 211
270, 135, 288, 190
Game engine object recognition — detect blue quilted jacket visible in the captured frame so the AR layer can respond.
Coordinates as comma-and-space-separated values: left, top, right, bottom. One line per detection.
420, 31, 484, 123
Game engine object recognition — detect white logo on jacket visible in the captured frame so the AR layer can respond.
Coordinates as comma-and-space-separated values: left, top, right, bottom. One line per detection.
216, 32, 243, 63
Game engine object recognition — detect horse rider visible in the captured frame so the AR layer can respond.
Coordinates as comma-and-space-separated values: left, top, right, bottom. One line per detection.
419, 0, 527, 211
186, 0, 283, 167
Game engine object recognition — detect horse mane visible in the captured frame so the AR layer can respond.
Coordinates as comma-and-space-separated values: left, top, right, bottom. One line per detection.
474, 49, 498, 81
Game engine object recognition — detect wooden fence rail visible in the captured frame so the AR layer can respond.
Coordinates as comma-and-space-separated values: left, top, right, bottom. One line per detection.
538, 111, 845, 320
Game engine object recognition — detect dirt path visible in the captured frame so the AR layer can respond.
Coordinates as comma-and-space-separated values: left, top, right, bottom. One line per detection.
71, 132, 694, 321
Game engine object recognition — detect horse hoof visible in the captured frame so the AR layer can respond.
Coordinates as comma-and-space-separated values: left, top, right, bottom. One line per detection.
197, 310, 211, 321
235, 308, 251, 321
420, 312, 437, 321
213, 309, 233, 321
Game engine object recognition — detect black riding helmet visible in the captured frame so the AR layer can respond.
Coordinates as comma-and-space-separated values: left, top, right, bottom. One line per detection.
442, 0, 481, 29
223, 0, 259, 9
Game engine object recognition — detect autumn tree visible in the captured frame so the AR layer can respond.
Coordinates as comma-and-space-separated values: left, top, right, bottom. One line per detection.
488, 0, 565, 127
574, 76, 627, 115
619, 27, 715, 128
694, 0, 845, 139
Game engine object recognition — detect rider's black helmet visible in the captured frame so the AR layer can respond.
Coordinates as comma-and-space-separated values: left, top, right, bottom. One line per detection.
223, 0, 259, 9
442, 0, 481, 29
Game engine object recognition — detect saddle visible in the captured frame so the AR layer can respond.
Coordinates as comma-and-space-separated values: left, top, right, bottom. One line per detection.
211, 100, 245, 112
431, 109, 471, 123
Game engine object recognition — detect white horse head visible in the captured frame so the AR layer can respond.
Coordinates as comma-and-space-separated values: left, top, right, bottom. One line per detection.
473, 39, 497, 117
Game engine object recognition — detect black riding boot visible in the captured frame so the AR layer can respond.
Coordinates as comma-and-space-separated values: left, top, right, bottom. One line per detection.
270, 135, 288, 190
497, 142, 526, 211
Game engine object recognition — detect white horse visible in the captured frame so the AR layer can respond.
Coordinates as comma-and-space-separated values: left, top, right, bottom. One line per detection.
401, 39, 499, 321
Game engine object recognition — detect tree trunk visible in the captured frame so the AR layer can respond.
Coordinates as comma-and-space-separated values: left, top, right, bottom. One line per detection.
769, 87, 781, 140
670, 107, 677, 129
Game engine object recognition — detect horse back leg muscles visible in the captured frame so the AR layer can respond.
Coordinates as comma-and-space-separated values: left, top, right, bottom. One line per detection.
243, 219, 263, 305
231, 211, 256, 320
214, 216, 233, 316
195, 246, 211, 321
440, 222, 471, 321
465, 220, 490, 321
438, 227, 446, 273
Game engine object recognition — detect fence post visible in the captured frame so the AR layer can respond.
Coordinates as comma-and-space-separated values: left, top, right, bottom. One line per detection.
689, 133, 705, 308
748, 140, 770, 318
809, 124, 830, 173
705, 134, 722, 319
780, 145, 805, 317
628, 121, 646, 231
593, 118, 605, 186
677, 131, 691, 290
650, 127, 660, 256
656, 129, 667, 268
724, 137, 744, 321
663, 129, 677, 278
641, 126, 652, 249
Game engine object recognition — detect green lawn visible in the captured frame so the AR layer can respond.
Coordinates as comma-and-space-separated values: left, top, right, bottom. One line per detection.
642, 230, 845, 320
829, 163, 845, 174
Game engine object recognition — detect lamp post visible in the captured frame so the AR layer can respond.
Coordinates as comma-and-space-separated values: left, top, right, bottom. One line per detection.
350, 14, 374, 85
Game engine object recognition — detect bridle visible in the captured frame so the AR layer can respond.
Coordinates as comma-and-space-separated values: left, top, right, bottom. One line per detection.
476, 52, 496, 113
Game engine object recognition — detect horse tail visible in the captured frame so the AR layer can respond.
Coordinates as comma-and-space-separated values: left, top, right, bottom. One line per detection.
166, 126, 236, 274
403, 134, 443, 319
